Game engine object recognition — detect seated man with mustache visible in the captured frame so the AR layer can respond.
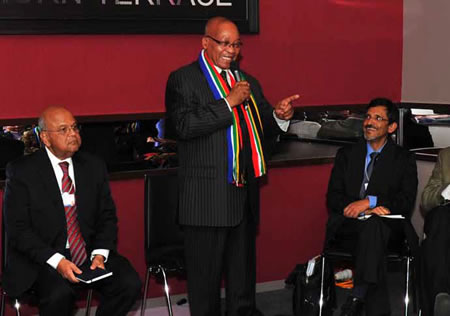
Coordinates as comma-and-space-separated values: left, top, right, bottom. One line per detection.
325, 98, 418, 316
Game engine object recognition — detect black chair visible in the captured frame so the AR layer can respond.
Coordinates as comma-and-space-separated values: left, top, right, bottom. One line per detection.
0, 211, 93, 316
141, 169, 185, 316
319, 219, 417, 316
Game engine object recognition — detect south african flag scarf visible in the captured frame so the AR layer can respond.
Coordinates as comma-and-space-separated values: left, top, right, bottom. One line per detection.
198, 49, 266, 186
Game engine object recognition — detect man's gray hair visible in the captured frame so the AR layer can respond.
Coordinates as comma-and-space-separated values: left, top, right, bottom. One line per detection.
38, 115, 46, 131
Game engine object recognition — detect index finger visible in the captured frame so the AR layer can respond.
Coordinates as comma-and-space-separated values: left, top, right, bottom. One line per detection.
281, 94, 300, 105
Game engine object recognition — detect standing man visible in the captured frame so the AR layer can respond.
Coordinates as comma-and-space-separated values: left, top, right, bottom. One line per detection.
165, 16, 298, 316
325, 98, 418, 316
3, 106, 141, 316
420, 146, 450, 316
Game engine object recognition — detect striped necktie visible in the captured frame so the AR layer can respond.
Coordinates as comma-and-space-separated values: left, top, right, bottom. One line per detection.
59, 162, 87, 266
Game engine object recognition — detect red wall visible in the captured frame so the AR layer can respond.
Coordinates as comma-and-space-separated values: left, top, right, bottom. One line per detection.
0, 0, 402, 119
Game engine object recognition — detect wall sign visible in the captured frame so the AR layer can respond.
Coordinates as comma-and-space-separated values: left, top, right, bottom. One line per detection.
0, 0, 258, 34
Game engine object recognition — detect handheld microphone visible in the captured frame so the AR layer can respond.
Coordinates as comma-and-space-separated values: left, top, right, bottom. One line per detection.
231, 61, 242, 82
230, 61, 248, 109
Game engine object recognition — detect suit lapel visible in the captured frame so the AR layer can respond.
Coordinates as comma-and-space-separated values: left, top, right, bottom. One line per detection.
72, 153, 88, 222
36, 149, 67, 226
367, 140, 395, 194
349, 140, 367, 197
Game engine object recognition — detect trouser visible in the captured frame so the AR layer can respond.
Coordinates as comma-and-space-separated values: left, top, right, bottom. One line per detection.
34, 253, 142, 316
420, 205, 450, 316
326, 215, 407, 316
183, 211, 262, 316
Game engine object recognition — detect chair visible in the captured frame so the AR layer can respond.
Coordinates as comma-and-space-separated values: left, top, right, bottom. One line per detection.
0, 209, 93, 316
319, 220, 417, 316
140, 169, 185, 316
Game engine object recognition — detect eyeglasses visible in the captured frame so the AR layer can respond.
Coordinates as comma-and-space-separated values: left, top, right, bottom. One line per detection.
364, 114, 389, 122
205, 35, 243, 49
43, 124, 80, 136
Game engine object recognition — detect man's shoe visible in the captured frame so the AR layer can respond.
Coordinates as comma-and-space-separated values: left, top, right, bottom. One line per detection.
434, 292, 450, 316
339, 296, 364, 316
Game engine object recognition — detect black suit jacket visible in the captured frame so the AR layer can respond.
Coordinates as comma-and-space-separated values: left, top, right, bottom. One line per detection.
165, 61, 281, 227
325, 138, 418, 241
2, 149, 118, 297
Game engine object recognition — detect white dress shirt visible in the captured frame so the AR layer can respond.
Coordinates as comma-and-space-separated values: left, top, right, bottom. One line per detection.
45, 147, 109, 269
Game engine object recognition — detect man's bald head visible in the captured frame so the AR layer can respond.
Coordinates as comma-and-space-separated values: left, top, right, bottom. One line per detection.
202, 16, 241, 69
204, 16, 237, 36
39, 106, 82, 160
38, 106, 66, 131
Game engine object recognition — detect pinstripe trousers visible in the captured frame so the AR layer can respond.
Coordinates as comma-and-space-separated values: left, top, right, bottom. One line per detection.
183, 209, 259, 316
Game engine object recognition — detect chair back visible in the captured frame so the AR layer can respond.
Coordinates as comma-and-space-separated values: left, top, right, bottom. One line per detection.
144, 169, 184, 267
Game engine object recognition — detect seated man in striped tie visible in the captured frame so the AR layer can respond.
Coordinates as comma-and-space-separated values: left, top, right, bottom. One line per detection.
325, 98, 418, 316
3, 106, 142, 316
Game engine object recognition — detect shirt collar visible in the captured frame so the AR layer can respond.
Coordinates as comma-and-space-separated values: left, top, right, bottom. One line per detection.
45, 146, 73, 167
214, 65, 230, 74
366, 140, 387, 155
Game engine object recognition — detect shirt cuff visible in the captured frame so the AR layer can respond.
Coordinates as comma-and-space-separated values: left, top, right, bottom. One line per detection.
91, 249, 110, 263
273, 111, 290, 132
223, 98, 232, 112
47, 253, 65, 270
368, 195, 377, 209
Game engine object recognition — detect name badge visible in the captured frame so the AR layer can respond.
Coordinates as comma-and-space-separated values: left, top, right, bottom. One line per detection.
364, 183, 368, 190
62, 192, 76, 207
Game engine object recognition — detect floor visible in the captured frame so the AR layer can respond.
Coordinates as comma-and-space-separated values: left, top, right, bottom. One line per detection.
123, 270, 416, 316
40, 266, 417, 316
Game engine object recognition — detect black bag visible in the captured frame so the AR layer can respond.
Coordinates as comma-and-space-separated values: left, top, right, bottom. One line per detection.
287, 256, 336, 316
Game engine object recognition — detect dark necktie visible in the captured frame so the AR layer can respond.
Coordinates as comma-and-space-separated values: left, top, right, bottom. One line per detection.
220, 70, 231, 89
359, 152, 379, 199
59, 162, 87, 266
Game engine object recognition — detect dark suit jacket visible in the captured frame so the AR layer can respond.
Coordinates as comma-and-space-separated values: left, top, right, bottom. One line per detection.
2, 149, 118, 297
165, 61, 281, 227
325, 138, 418, 241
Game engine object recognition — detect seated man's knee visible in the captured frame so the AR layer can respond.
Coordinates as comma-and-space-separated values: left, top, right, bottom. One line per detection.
116, 268, 142, 299
39, 281, 75, 307
425, 205, 450, 235
124, 273, 142, 295
428, 205, 450, 224
364, 215, 384, 229
358, 215, 390, 243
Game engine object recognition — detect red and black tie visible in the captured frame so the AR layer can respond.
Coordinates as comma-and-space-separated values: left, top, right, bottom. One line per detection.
59, 162, 87, 266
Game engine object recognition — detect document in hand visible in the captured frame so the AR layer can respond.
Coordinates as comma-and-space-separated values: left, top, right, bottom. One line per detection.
76, 263, 113, 284
358, 214, 405, 220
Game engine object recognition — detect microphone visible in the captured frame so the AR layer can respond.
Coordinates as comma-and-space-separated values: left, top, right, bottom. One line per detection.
230, 61, 248, 109
230, 61, 240, 81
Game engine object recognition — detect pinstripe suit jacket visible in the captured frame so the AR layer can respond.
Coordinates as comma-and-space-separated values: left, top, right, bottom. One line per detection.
165, 61, 281, 227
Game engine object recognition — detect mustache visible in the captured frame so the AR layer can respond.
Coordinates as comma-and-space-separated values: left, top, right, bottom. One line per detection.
365, 124, 376, 130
